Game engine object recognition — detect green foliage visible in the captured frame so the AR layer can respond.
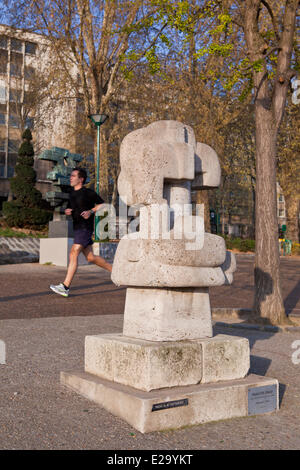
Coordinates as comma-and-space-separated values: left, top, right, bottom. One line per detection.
145, 47, 161, 74
18, 129, 34, 157
238, 76, 254, 102
222, 235, 255, 252
22, 128, 33, 141
18, 140, 34, 157
2, 201, 52, 228
2, 128, 51, 228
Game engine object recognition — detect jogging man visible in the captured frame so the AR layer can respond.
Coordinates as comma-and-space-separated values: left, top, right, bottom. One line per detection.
50, 167, 112, 297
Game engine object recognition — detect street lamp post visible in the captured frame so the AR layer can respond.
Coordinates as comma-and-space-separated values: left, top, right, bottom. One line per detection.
88, 113, 108, 241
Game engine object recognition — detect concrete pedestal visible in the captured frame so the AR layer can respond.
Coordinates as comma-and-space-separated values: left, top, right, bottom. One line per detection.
60, 332, 279, 433
39, 238, 88, 266
60, 371, 278, 434
84, 334, 250, 391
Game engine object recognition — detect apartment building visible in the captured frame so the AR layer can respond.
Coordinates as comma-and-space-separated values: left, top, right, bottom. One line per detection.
0, 24, 79, 208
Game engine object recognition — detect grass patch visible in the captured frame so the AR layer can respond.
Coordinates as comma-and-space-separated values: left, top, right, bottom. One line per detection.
0, 222, 48, 238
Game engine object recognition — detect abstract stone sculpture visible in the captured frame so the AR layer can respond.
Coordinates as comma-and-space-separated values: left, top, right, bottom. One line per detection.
61, 121, 279, 433
111, 120, 236, 341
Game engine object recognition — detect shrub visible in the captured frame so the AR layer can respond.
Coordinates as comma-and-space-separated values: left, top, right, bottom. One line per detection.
292, 243, 300, 256
221, 234, 255, 252
2, 201, 52, 228
3, 129, 52, 228
240, 239, 255, 252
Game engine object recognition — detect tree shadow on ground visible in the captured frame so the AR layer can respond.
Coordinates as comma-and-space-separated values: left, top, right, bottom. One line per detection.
284, 279, 300, 315
212, 325, 286, 406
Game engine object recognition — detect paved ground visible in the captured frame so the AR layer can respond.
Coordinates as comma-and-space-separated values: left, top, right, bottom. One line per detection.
0, 254, 299, 451
0, 314, 300, 450
0, 254, 299, 320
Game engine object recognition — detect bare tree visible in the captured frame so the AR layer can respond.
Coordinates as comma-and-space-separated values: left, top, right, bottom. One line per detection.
241, 0, 298, 324
155, 0, 299, 324
4, 0, 168, 198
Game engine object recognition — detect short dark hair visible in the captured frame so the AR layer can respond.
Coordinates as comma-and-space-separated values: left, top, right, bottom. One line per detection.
72, 167, 87, 184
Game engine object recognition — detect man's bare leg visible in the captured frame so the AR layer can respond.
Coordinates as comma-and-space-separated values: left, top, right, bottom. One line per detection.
83, 245, 112, 273
63, 244, 83, 288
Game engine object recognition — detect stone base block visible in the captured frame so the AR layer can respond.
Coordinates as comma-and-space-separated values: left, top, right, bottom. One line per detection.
48, 220, 74, 238
123, 287, 212, 341
39, 238, 88, 267
84, 334, 250, 391
60, 371, 279, 434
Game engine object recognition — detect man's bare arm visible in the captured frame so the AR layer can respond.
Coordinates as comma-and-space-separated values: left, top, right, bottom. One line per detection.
81, 203, 104, 219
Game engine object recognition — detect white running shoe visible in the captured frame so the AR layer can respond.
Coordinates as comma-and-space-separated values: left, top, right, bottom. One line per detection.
50, 283, 69, 297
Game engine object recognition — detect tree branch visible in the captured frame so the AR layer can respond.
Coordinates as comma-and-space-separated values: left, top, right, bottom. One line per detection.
261, 0, 280, 42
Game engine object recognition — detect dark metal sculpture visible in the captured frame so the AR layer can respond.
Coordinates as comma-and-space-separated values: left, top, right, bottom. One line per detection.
38, 146, 83, 211
37, 147, 85, 237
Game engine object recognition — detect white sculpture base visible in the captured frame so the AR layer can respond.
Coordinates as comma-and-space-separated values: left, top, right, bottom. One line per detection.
39, 238, 88, 267
84, 333, 250, 391
61, 333, 279, 433
123, 287, 212, 341
60, 371, 278, 434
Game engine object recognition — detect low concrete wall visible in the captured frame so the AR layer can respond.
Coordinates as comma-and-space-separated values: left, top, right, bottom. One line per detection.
0, 236, 40, 264
0, 236, 119, 265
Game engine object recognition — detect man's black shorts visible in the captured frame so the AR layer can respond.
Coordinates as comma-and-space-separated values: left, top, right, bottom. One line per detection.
73, 228, 93, 248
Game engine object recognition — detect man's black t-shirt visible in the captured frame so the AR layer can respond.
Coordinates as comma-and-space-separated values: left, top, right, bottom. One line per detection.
67, 187, 104, 231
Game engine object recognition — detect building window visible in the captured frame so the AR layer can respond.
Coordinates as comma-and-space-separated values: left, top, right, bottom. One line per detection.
0, 85, 6, 103
10, 52, 23, 77
25, 41, 37, 55
10, 38, 22, 52
8, 139, 19, 153
8, 153, 17, 177
9, 89, 22, 102
0, 112, 6, 125
0, 50, 8, 74
0, 36, 8, 49
10, 62, 22, 77
9, 114, 20, 128
7, 166, 15, 177
278, 208, 285, 218
0, 151, 5, 177
278, 194, 284, 202
24, 65, 35, 80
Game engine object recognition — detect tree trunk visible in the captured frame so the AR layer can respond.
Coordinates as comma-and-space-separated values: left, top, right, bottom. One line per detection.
253, 106, 286, 324
248, 175, 256, 239
221, 198, 225, 235
243, 0, 298, 325
111, 164, 120, 209
195, 190, 211, 233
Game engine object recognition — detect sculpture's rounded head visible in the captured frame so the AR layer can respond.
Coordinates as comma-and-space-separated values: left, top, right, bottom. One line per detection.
118, 121, 196, 206
193, 143, 221, 190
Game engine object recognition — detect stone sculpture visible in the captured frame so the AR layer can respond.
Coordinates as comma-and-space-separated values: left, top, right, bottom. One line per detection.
111, 120, 236, 341
61, 121, 278, 433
